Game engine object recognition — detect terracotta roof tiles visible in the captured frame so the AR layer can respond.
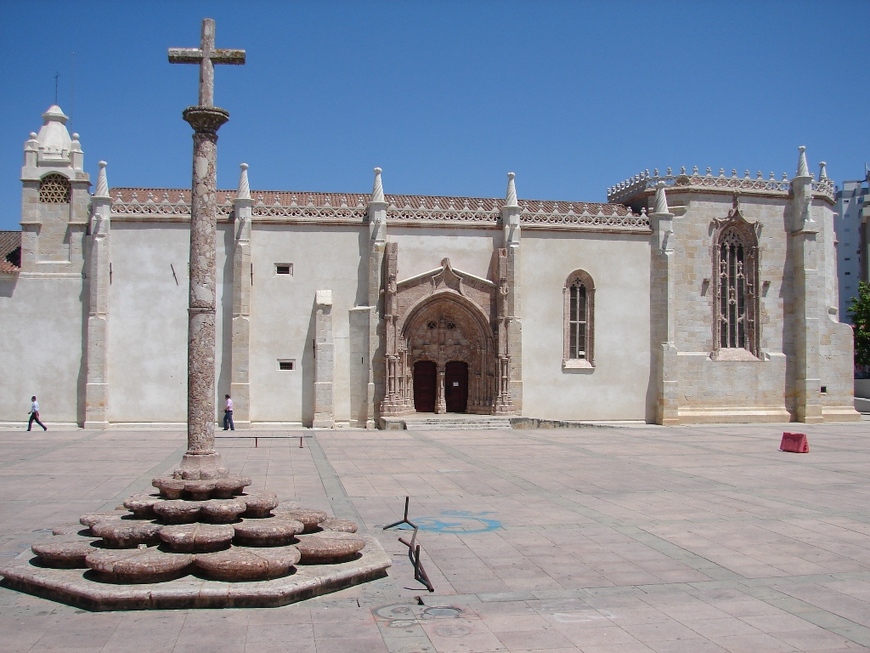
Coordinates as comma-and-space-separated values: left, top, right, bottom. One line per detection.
0, 231, 21, 274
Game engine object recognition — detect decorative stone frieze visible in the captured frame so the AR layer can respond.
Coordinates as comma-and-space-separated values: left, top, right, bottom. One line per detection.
109, 187, 648, 233
608, 165, 836, 205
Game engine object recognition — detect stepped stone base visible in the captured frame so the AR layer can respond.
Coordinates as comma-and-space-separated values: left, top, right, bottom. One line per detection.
1, 534, 389, 610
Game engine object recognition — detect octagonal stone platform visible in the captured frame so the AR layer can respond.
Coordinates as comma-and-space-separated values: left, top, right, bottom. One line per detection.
1, 534, 390, 610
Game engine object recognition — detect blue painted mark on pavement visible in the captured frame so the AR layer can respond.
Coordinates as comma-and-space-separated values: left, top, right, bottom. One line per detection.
412, 510, 502, 533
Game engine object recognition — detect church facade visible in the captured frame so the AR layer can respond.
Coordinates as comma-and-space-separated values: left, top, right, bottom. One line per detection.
0, 105, 859, 428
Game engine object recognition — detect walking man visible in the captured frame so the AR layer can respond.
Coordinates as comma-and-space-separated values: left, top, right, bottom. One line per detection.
28, 395, 47, 431
223, 394, 235, 431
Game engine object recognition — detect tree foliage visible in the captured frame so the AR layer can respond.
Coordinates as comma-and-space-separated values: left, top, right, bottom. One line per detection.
848, 281, 870, 367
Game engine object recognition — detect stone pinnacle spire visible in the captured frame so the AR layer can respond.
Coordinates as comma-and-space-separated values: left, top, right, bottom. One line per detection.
237, 163, 251, 200
796, 145, 810, 178
818, 161, 828, 180
94, 161, 109, 198
653, 181, 669, 215
371, 167, 385, 204
505, 172, 518, 208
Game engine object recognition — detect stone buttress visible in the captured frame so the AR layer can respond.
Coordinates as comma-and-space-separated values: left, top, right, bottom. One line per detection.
230, 163, 253, 428
84, 162, 111, 427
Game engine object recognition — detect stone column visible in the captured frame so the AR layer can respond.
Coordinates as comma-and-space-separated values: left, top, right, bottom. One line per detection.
313, 290, 335, 428
181, 106, 229, 473
435, 365, 446, 414
380, 242, 404, 416
496, 172, 521, 414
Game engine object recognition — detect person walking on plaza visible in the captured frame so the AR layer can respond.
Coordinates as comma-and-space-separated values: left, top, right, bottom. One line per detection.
27, 395, 47, 431
223, 394, 235, 431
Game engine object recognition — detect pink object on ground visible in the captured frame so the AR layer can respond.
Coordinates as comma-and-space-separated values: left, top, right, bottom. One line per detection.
780, 432, 809, 453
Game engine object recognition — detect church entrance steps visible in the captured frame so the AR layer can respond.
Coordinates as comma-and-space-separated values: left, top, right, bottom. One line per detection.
381, 414, 513, 430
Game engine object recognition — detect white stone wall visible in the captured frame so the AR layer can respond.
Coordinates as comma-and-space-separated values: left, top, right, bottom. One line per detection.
107, 223, 191, 422
248, 223, 364, 425
520, 230, 652, 421
390, 227, 498, 281
0, 275, 84, 425
0, 187, 856, 427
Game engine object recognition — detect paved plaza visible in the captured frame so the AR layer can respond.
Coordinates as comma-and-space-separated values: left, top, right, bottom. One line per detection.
1, 420, 869, 653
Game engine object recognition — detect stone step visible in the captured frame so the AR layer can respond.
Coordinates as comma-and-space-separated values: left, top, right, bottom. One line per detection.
384, 415, 513, 431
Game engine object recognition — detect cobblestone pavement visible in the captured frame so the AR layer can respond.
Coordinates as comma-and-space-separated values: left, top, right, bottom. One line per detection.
1, 420, 869, 652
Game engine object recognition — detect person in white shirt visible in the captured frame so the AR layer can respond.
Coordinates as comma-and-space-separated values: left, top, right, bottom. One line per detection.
28, 395, 47, 431
223, 394, 235, 431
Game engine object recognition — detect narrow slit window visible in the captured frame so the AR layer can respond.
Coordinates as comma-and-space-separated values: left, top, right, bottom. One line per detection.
278, 360, 295, 371
276, 263, 293, 276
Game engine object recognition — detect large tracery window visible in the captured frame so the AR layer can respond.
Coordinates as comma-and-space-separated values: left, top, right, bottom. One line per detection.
713, 200, 759, 358
563, 270, 595, 368
39, 173, 71, 204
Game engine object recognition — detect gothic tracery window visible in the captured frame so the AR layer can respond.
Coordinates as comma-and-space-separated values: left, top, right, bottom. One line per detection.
39, 173, 71, 204
713, 202, 759, 358
563, 270, 595, 368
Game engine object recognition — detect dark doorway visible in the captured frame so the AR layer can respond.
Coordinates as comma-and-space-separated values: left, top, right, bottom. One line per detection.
413, 360, 437, 412
445, 361, 468, 413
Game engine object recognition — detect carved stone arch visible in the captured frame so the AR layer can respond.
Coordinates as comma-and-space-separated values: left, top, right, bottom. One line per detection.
402, 292, 496, 414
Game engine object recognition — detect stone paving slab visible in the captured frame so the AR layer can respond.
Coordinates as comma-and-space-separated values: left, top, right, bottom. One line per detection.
0, 421, 869, 652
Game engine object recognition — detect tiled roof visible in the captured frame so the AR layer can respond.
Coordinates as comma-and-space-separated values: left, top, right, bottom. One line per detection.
0, 231, 21, 274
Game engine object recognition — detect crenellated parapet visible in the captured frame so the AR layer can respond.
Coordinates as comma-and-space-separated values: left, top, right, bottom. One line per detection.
607, 165, 836, 205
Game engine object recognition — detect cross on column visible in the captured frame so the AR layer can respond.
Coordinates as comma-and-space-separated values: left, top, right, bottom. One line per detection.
168, 18, 245, 108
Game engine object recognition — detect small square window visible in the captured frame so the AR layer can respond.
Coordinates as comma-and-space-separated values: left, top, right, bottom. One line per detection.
276, 263, 293, 276
278, 360, 295, 371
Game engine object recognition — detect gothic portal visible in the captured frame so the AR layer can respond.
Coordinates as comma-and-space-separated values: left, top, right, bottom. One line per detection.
379, 251, 514, 416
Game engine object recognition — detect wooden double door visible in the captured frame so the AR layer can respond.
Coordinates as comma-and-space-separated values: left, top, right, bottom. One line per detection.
413, 360, 468, 413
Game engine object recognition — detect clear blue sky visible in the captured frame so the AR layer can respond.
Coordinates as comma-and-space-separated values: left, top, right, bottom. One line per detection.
1, 1, 868, 232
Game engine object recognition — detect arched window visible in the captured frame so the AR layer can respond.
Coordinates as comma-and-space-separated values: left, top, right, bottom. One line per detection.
713, 199, 759, 358
563, 270, 595, 368
39, 173, 71, 204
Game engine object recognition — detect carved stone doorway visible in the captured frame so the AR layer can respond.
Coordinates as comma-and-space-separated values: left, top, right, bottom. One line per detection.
413, 361, 437, 412
380, 251, 515, 418
445, 361, 468, 413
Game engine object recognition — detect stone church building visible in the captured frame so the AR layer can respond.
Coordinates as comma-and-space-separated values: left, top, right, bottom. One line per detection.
0, 105, 859, 428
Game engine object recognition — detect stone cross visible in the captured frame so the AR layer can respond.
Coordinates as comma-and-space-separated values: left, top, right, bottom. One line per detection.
168, 19, 245, 476
168, 18, 245, 108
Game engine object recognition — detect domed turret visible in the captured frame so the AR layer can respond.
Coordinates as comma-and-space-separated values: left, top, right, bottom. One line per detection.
35, 105, 73, 163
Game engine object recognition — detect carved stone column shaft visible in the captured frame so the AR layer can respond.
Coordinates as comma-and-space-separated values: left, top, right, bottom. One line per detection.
183, 107, 228, 463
